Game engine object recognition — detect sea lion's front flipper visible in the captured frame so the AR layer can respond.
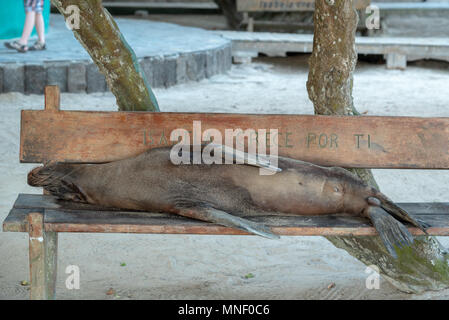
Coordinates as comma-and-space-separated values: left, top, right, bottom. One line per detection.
365, 205, 414, 259
176, 206, 280, 240
208, 143, 282, 173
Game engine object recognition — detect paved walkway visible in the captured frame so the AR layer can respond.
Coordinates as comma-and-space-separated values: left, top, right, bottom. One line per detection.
0, 14, 231, 93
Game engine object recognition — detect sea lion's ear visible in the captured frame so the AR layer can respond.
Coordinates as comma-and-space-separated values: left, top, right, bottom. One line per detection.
176, 205, 280, 240
365, 206, 414, 259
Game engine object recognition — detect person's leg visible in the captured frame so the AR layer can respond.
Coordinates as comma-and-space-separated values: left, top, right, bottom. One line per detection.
19, 11, 36, 46
4, 1, 36, 52
35, 12, 45, 44
29, 0, 46, 50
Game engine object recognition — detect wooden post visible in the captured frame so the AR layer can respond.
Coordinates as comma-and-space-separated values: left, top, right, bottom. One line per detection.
28, 212, 58, 300
43, 86, 60, 196
44, 86, 61, 111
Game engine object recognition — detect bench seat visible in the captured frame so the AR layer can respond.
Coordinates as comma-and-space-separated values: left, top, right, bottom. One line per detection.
4, 194, 449, 237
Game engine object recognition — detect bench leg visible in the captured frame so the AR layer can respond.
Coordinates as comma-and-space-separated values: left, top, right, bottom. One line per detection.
247, 17, 254, 32
386, 53, 407, 70
28, 212, 58, 300
233, 51, 258, 64
242, 12, 254, 32
233, 55, 253, 64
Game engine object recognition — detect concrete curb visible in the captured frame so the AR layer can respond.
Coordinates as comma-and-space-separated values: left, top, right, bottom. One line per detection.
0, 44, 232, 94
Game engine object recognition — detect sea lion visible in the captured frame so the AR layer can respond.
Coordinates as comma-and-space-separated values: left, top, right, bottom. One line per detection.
27, 144, 428, 258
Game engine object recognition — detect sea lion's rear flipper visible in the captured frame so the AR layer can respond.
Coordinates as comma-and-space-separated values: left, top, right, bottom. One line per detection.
375, 194, 430, 233
209, 143, 282, 173
366, 206, 414, 259
176, 206, 280, 240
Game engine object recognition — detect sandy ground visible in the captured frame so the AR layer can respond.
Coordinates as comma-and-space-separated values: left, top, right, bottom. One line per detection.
1, 55, 449, 299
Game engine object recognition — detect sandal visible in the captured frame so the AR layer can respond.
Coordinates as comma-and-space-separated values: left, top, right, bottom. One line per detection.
4, 40, 28, 53
29, 40, 46, 51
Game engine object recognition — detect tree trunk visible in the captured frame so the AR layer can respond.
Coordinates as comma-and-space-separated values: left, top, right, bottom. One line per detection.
51, 0, 159, 111
307, 0, 449, 293
213, 0, 244, 29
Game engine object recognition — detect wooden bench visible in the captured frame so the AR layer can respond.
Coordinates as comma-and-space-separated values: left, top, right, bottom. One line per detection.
215, 30, 449, 68
236, 0, 370, 32
3, 86, 449, 299
101, 1, 221, 15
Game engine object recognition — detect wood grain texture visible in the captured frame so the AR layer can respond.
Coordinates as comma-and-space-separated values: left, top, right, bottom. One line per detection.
28, 211, 57, 300
10, 194, 449, 216
237, 0, 370, 11
4, 194, 449, 236
20, 110, 449, 168
44, 86, 60, 111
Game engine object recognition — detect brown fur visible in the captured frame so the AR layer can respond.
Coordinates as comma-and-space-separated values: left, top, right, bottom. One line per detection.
28, 146, 428, 257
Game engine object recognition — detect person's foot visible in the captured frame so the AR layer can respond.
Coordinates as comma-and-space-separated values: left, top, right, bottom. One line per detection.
4, 40, 28, 53
29, 40, 46, 51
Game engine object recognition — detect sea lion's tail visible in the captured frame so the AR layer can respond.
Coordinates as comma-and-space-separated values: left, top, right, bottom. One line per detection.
28, 163, 87, 202
375, 192, 430, 233
366, 192, 431, 258
365, 206, 415, 258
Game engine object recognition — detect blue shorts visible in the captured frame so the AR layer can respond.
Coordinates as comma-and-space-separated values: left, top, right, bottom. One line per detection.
24, 0, 44, 13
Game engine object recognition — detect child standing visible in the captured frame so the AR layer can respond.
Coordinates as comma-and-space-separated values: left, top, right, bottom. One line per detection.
4, 0, 47, 53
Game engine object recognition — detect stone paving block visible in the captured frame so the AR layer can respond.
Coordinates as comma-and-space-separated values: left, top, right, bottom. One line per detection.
0, 66, 3, 93
150, 56, 164, 88
193, 52, 206, 81
68, 63, 86, 93
46, 62, 67, 92
185, 52, 207, 82
176, 54, 188, 84
217, 47, 225, 74
150, 55, 177, 88
3, 64, 25, 93
25, 64, 46, 94
164, 55, 177, 88
140, 58, 154, 88
205, 49, 218, 78
184, 54, 197, 82
223, 45, 232, 71
86, 63, 107, 93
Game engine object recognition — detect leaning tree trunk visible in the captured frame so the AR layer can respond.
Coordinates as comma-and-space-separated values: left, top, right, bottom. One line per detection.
51, 0, 159, 111
307, 0, 449, 293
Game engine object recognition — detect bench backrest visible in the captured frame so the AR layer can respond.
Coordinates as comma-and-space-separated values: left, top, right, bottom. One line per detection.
236, 0, 371, 12
20, 86, 449, 169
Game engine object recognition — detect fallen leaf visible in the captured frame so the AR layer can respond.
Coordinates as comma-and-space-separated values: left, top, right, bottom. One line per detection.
106, 288, 116, 295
